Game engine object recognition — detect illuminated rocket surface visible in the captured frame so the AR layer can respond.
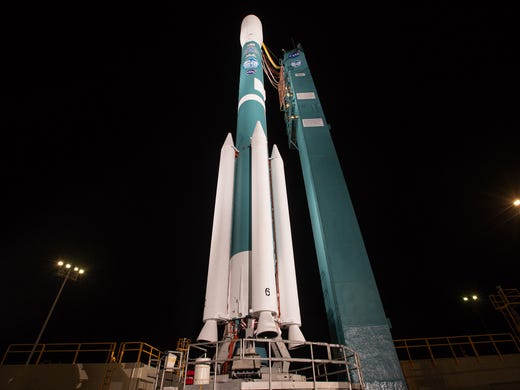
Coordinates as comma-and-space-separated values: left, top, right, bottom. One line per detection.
197, 15, 305, 346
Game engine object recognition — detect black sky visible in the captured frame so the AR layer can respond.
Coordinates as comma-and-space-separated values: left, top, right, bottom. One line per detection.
1, 3, 520, 354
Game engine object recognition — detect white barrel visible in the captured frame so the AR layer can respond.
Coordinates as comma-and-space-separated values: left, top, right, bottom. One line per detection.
193, 357, 211, 385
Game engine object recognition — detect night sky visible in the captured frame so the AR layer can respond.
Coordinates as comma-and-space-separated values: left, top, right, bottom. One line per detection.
1, 3, 520, 355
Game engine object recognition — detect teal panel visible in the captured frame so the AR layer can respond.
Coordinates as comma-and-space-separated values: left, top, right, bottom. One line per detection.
231, 144, 251, 256
282, 45, 407, 389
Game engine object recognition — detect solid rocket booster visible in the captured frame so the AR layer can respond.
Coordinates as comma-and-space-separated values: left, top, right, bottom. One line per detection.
198, 133, 236, 343
198, 14, 304, 345
250, 122, 279, 337
270, 144, 305, 347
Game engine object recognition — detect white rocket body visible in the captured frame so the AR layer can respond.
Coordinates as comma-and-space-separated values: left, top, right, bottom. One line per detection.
198, 14, 305, 347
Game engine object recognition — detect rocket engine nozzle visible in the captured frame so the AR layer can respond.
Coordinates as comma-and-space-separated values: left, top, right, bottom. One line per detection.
287, 324, 306, 349
197, 319, 218, 343
255, 311, 281, 338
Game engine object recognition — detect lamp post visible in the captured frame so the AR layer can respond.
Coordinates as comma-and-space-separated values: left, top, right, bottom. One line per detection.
26, 260, 85, 365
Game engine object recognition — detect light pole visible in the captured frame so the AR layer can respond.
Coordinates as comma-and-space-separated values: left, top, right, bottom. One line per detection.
26, 260, 85, 365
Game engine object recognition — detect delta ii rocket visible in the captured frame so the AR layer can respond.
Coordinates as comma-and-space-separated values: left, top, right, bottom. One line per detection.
197, 14, 305, 347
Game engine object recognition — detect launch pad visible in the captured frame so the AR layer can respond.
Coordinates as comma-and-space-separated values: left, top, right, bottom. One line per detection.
158, 337, 365, 390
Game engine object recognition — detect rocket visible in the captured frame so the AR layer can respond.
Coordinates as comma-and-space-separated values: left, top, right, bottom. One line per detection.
197, 14, 305, 347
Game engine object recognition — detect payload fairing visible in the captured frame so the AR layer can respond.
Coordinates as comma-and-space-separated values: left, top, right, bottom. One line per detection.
197, 15, 305, 346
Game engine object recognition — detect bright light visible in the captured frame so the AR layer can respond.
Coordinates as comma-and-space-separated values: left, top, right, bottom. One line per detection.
514, 199, 520, 207
462, 294, 479, 302
56, 260, 85, 277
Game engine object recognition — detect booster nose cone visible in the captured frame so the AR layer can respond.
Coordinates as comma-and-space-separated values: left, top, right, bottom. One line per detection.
240, 14, 263, 47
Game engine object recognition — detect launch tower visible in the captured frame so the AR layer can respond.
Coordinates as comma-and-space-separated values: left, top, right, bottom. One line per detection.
279, 44, 407, 388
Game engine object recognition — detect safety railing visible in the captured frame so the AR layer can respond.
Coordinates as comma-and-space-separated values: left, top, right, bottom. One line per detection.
394, 332, 520, 367
1, 341, 161, 367
183, 338, 365, 389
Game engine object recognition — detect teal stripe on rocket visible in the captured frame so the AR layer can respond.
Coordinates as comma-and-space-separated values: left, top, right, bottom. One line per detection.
231, 40, 267, 257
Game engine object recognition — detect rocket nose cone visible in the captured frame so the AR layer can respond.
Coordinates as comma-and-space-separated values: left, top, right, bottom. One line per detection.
240, 14, 263, 47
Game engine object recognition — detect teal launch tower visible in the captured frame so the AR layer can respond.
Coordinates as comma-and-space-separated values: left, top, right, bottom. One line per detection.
280, 44, 407, 389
